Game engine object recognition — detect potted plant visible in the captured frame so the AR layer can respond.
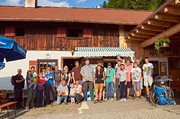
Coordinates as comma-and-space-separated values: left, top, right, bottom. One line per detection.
155, 35, 170, 52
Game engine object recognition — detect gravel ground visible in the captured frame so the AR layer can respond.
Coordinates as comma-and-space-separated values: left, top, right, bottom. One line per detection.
1, 97, 180, 119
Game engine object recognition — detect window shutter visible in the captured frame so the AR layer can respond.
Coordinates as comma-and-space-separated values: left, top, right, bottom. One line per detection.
5, 26, 15, 36
57, 27, 66, 37
29, 60, 38, 74
83, 28, 92, 38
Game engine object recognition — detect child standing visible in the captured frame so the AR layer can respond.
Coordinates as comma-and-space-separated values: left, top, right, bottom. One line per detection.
36, 73, 46, 107
70, 83, 76, 105
131, 62, 142, 100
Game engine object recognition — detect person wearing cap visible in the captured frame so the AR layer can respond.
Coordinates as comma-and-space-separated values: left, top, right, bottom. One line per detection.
14, 69, 25, 109
72, 61, 82, 85
26, 70, 36, 110
45, 67, 56, 105
105, 63, 116, 101
80, 59, 94, 102
115, 54, 123, 69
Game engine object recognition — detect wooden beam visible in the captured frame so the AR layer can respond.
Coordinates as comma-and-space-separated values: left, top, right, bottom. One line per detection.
141, 25, 165, 32
127, 36, 146, 41
155, 13, 180, 23
131, 33, 153, 39
175, 0, 180, 4
136, 29, 158, 35
140, 23, 180, 48
148, 19, 174, 28
164, 6, 180, 15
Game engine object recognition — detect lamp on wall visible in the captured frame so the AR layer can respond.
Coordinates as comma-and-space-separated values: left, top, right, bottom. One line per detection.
71, 49, 75, 56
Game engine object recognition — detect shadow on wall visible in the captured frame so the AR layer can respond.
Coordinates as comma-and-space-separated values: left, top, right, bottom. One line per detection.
0, 77, 13, 90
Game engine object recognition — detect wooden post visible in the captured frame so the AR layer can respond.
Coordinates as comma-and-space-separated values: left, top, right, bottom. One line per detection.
140, 23, 180, 48
119, 25, 126, 47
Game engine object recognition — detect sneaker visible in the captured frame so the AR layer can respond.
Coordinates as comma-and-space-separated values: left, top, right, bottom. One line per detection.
25, 106, 29, 110
123, 98, 127, 102
94, 100, 98, 104
110, 98, 114, 101
104, 98, 107, 101
120, 99, 124, 102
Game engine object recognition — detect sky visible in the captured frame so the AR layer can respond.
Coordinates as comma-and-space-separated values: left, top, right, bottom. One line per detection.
0, 0, 108, 8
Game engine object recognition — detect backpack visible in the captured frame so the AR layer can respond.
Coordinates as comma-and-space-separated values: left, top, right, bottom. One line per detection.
11, 75, 16, 86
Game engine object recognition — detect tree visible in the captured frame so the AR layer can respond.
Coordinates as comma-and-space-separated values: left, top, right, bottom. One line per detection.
102, 0, 167, 11
102, 1, 108, 8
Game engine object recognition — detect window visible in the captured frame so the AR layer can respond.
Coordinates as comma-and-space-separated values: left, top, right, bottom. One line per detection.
16, 27, 25, 36
38, 59, 58, 73
67, 28, 83, 37
169, 58, 180, 69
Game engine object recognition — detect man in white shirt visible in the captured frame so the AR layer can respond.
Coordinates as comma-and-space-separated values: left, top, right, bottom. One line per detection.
142, 57, 154, 97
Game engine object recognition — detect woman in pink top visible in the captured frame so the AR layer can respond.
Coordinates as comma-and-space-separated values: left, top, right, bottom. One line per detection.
125, 60, 132, 98
36, 73, 46, 107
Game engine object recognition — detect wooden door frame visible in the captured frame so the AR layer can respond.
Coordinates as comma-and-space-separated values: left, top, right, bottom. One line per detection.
61, 57, 81, 70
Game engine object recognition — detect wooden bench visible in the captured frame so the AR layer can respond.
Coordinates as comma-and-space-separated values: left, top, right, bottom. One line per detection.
0, 101, 17, 117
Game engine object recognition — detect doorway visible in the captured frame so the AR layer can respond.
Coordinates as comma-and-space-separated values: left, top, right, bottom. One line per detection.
61, 57, 82, 71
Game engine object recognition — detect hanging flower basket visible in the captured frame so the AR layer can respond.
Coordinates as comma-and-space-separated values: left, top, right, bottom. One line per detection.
155, 35, 170, 52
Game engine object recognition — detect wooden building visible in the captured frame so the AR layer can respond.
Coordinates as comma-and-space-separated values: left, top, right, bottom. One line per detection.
0, 0, 179, 90
125, 0, 180, 89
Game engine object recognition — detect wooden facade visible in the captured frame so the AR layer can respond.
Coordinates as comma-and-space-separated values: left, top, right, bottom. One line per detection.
0, 22, 122, 51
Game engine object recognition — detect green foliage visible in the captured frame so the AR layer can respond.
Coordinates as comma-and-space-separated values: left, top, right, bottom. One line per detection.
155, 36, 170, 52
102, 0, 167, 10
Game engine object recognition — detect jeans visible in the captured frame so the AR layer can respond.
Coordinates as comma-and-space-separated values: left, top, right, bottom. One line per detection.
57, 96, 68, 104
45, 84, 56, 105
55, 82, 60, 92
75, 94, 84, 104
82, 81, 94, 101
115, 78, 120, 99
105, 82, 114, 99
36, 90, 44, 107
120, 81, 127, 98
26, 88, 36, 108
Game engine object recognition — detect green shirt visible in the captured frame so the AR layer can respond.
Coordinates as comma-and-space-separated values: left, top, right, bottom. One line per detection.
106, 68, 115, 82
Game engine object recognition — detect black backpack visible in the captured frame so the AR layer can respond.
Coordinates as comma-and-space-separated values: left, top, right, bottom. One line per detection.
11, 75, 16, 86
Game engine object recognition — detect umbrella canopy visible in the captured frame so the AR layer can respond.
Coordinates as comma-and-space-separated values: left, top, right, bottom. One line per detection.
0, 62, 5, 70
0, 36, 27, 62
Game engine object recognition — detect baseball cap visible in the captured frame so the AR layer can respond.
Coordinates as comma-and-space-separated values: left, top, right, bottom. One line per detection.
107, 63, 112, 66
117, 54, 121, 57
47, 67, 52, 71
17, 69, 22, 72
75, 61, 79, 63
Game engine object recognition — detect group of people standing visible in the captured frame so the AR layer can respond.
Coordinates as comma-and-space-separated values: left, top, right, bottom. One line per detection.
13, 54, 154, 109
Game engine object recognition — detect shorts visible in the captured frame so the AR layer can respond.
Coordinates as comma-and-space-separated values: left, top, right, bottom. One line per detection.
127, 82, 132, 88
144, 76, 153, 86
134, 81, 140, 91
95, 83, 104, 90
140, 78, 144, 89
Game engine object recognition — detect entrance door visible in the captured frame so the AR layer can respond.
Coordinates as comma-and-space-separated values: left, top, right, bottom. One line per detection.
38, 59, 58, 73
151, 61, 159, 77
62, 58, 81, 71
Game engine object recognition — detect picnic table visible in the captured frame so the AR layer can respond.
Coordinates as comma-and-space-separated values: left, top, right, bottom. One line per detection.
0, 101, 17, 117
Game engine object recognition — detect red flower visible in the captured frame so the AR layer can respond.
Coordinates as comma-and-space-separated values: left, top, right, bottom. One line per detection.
165, 35, 167, 37
161, 37, 163, 38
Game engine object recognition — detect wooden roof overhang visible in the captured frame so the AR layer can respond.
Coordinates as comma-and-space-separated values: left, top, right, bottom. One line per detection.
125, 0, 180, 48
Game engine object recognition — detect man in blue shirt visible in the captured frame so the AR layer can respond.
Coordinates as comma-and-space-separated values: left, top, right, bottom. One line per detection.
45, 67, 56, 105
